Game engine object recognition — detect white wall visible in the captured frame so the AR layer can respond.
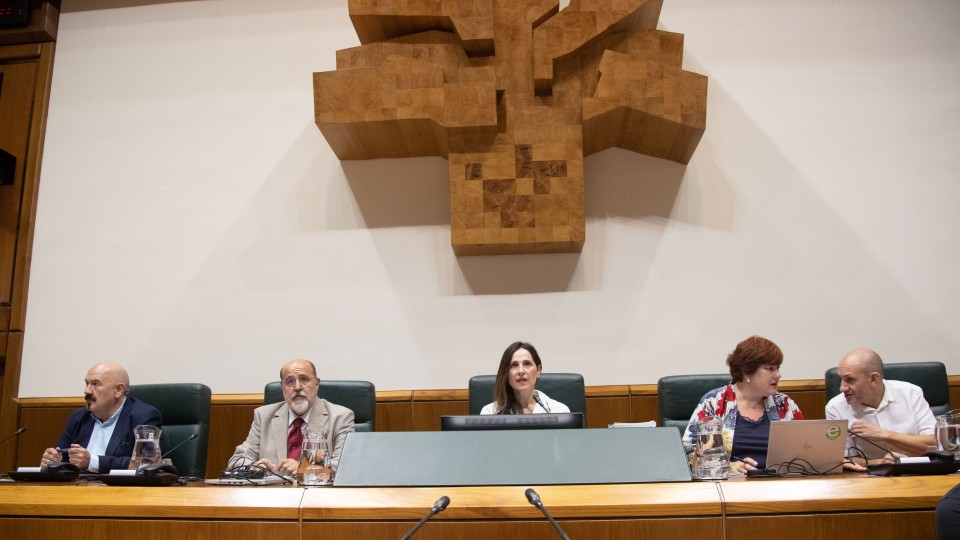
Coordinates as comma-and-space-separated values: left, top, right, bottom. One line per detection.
20, 0, 960, 397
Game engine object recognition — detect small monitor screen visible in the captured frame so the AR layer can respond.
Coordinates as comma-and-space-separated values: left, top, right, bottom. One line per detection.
440, 413, 584, 431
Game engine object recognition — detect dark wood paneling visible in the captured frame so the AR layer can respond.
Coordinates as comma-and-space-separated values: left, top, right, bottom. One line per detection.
206, 403, 257, 477
0, 518, 297, 540
15, 404, 71, 467
725, 512, 935, 540
585, 395, 631, 428
376, 401, 413, 432
411, 400, 468, 431
787, 389, 826, 420
305, 518, 722, 540
0, 331, 22, 471
630, 394, 660, 424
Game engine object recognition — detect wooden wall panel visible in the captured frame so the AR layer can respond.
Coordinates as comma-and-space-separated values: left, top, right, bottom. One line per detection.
584, 386, 632, 428
411, 398, 469, 431
725, 512, 935, 540
14, 404, 72, 467
0, 36, 56, 473
0, 519, 298, 540
206, 403, 258, 476
305, 517, 723, 540
376, 400, 413, 432
0, 331, 22, 472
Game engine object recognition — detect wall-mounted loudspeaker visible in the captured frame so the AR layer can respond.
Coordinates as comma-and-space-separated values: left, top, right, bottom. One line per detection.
0, 148, 15, 186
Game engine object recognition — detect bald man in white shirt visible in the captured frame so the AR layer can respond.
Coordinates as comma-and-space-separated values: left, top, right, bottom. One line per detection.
826, 349, 936, 470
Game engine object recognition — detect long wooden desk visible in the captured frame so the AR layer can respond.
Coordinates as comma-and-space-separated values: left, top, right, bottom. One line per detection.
0, 474, 957, 539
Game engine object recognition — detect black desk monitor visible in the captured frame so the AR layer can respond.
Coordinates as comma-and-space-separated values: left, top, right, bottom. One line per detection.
441, 412, 584, 431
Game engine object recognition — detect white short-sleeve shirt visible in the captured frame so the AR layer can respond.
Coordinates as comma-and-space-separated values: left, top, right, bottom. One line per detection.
825, 379, 937, 460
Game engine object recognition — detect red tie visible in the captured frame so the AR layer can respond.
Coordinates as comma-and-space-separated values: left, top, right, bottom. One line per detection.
287, 417, 305, 460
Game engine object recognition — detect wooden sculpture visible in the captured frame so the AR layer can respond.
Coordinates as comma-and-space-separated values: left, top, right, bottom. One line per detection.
315, 0, 707, 255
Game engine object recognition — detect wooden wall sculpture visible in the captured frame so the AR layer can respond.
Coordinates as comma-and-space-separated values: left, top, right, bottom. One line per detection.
314, 0, 706, 255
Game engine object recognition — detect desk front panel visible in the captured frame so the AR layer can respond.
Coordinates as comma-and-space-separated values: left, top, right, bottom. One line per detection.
305, 517, 722, 540
719, 475, 960, 514
0, 518, 298, 540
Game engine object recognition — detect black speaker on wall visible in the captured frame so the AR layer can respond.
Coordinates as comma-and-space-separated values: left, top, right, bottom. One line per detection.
0, 71, 15, 186
0, 1, 30, 28
0, 148, 15, 186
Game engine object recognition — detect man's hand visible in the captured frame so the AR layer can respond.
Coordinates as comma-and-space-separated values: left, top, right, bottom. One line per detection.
849, 420, 887, 441
253, 458, 278, 473
40, 447, 62, 468
67, 444, 91, 470
275, 458, 299, 476
842, 460, 867, 472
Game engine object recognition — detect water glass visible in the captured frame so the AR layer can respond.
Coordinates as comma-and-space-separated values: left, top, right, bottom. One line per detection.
936, 410, 960, 459
298, 437, 332, 486
693, 417, 730, 480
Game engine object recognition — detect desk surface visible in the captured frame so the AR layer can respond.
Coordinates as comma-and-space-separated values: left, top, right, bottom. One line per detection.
1, 474, 957, 519
2, 475, 957, 540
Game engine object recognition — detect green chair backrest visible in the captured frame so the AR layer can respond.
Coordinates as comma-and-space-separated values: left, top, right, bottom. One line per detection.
128, 383, 211, 477
657, 374, 731, 433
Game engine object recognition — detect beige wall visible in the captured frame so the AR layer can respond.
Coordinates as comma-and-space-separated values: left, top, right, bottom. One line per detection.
19, 0, 960, 396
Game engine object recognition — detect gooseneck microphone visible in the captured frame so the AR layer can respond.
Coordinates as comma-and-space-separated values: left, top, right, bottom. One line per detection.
525, 488, 570, 540
0, 427, 26, 446
532, 391, 551, 413
163, 433, 198, 459
400, 495, 450, 540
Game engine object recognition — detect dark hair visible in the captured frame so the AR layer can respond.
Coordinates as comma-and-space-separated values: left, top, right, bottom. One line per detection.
493, 342, 542, 414
727, 336, 783, 383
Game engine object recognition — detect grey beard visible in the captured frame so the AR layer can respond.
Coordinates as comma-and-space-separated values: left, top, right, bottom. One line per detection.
290, 397, 310, 416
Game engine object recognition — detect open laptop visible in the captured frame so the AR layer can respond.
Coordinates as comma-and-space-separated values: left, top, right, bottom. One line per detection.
764, 419, 847, 475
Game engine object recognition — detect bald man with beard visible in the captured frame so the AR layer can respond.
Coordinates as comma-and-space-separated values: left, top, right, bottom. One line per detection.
41, 362, 162, 473
229, 359, 355, 476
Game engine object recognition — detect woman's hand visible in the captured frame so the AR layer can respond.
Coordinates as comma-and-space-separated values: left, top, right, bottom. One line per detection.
730, 456, 758, 474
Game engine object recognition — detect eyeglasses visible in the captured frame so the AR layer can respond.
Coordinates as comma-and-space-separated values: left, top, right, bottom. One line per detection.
283, 375, 316, 387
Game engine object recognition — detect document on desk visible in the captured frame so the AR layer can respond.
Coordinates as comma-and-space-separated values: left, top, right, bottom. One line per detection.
335, 427, 691, 487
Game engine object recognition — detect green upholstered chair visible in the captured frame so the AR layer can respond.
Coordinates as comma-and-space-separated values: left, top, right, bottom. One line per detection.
657, 374, 731, 433
467, 373, 587, 427
127, 383, 211, 478
825, 362, 951, 416
263, 380, 376, 432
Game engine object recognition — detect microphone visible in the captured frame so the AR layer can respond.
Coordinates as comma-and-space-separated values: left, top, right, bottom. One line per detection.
849, 432, 900, 462
163, 433, 198, 459
525, 488, 570, 540
0, 427, 25, 446
532, 391, 551, 413
400, 495, 450, 540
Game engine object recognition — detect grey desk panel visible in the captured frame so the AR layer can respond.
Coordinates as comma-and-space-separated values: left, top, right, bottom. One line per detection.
334, 427, 691, 487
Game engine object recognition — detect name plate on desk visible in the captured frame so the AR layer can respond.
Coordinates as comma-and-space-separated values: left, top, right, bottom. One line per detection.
334, 427, 691, 487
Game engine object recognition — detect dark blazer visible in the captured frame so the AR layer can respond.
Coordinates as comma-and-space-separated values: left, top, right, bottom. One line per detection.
55, 396, 162, 473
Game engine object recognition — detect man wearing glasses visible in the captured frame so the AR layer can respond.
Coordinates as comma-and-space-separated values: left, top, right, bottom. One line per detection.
229, 359, 355, 475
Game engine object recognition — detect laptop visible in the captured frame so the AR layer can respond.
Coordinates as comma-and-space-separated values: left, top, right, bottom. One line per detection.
204, 475, 289, 486
764, 419, 847, 475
